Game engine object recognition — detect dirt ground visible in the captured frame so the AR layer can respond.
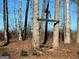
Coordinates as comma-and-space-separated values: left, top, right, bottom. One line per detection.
0, 38, 79, 59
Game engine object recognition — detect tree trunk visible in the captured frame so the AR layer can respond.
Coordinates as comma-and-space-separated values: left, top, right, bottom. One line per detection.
77, 1, 79, 43
43, 0, 49, 45
23, 0, 30, 40
32, 0, 40, 49
39, 0, 45, 45
0, 0, 9, 46
18, 0, 22, 40
14, 0, 17, 31
53, 0, 60, 49
64, 0, 70, 43
62, 0, 65, 42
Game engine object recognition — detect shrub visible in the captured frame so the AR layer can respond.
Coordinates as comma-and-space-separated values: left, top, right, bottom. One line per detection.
20, 50, 29, 57
32, 50, 40, 56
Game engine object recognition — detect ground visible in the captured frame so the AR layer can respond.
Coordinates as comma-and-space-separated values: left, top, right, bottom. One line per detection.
0, 38, 79, 59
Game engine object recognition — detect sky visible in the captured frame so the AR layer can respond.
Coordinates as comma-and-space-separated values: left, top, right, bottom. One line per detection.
0, 0, 77, 31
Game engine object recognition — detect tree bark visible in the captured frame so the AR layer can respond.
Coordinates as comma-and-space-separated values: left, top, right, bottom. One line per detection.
43, 0, 49, 45
23, 0, 30, 40
32, 0, 40, 49
0, 0, 9, 46
77, 1, 79, 43
53, 0, 60, 49
64, 0, 70, 43
18, 0, 22, 40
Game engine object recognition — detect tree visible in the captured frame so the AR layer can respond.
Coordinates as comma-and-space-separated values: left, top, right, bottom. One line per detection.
64, 0, 70, 43
3, 0, 8, 41
14, 0, 17, 31
70, 0, 79, 43
23, 0, 30, 40
53, 0, 60, 49
39, 0, 45, 46
0, 0, 9, 46
32, 0, 40, 50
77, 0, 79, 43
18, 0, 22, 40
63, 0, 66, 43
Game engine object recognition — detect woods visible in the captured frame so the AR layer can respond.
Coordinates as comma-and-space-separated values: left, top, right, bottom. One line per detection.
0, 0, 79, 59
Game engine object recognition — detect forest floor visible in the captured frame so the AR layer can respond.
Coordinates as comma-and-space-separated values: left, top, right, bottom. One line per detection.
0, 38, 79, 59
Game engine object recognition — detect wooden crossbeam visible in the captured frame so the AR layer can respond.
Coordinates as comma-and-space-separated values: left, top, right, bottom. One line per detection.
37, 18, 59, 22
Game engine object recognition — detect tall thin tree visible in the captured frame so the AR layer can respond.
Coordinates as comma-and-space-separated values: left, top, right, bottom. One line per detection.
63, 0, 66, 43
39, 0, 45, 45
3, 0, 9, 46
14, 0, 17, 31
23, 0, 30, 40
77, 0, 79, 43
53, 0, 60, 49
18, 0, 22, 40
42, 0, 49, 45
64, 0, 70, 43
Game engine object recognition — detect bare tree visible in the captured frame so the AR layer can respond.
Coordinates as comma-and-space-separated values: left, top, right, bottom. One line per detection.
23, 0, 30, 40
64, 0, 70, 43
77, 0, 79, 43
18, 0, 22, 40
53, 0, 60, 49
32, 0, 40, 49
14, 0, 17, 31
0, 0, 9, 46
39, 0, 45, 45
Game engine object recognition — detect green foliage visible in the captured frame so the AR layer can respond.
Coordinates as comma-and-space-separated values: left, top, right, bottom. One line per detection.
20, 50, 29, 57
